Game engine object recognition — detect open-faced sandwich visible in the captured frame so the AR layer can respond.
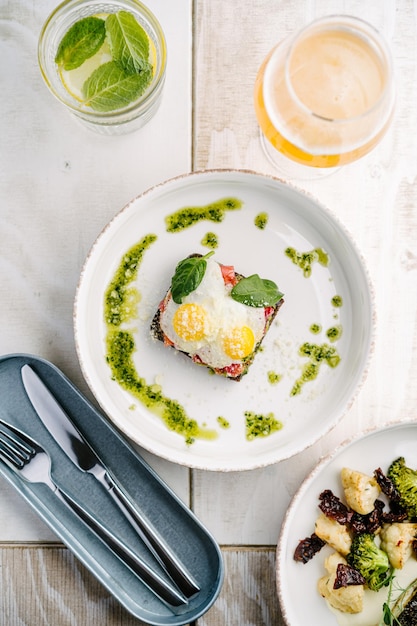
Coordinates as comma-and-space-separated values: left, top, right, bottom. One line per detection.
150, 252, 284, 380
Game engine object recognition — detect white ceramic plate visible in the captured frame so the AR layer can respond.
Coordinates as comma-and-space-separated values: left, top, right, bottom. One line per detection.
74, 170, 373, 471
277, 422, 417, 626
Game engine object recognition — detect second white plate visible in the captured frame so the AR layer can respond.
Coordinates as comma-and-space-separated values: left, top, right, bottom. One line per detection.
277, 422, 417, 625
74, 170, 374, 471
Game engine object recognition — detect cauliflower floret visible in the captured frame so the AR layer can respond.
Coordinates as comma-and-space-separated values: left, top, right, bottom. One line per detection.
315, 512, 352, 555
341, 467, 381, 515
318, 552, 364, 614
380, 522, 417, 569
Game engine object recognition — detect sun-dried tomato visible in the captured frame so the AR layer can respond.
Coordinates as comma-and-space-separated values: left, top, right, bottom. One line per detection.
374, 467, 401, 501
382, 503, 408, 523
350, 499, 385, 535
318, 489, 353, 525
293, 533, 326, 563
333, 563, 366, 589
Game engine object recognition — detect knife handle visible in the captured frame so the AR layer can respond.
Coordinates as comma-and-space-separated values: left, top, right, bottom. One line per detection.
104, 475, 200, 597
54, 485, 188, 607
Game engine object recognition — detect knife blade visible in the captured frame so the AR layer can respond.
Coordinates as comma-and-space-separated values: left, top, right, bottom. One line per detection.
21, 364, 200, 597
0, 417, 187, 607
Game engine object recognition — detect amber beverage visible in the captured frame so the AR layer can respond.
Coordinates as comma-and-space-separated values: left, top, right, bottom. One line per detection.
254, 16, 395, 169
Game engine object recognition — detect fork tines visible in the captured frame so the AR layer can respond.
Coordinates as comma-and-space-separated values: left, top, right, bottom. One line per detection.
0, 421, 36, 467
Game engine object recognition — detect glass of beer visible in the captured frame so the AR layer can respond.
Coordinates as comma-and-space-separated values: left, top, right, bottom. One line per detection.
254, 15, 395, 177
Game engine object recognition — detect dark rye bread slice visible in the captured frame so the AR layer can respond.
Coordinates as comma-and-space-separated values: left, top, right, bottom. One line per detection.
150, 255, 284, 381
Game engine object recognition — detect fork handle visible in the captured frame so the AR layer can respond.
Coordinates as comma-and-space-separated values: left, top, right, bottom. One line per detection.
53, 486, 188, 607
105, 475, 200, 597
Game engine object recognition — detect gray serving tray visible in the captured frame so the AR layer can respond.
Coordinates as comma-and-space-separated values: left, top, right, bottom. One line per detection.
0, 354, 223, 625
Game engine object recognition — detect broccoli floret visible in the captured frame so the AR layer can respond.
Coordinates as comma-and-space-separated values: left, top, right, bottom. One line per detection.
388, 457, 417, 518
347, 533, 391, 591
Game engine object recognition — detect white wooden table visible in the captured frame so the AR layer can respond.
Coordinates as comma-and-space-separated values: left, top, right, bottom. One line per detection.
1, 1, 416, 624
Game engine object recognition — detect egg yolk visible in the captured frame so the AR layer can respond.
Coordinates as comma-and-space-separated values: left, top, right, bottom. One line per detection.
173, 303, 207, 341
223, 326, 255, 360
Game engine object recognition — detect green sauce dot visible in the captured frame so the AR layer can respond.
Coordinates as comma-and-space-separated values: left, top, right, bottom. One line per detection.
285, 247, 329, 278
326, 325, 343, 343
310, 323, 321, 334
331, 295, 343, 307
267, 371, 282, 384
254, 212, 268, 229
245, 411, 283, 440
201, 232, 218, 248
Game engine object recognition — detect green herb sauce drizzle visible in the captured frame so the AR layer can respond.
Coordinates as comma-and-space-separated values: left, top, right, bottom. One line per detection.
165, 197, 242, 232
104, 234, 217, 444
245, 411, 283, 440
104, 234, 155, 325
103, 203, 343, 443
285, 246, 329, 277
290, 342, 341, 396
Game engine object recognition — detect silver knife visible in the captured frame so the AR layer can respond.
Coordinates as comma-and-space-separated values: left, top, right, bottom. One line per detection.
0, 417, 187, 607
21, 364, 200, 597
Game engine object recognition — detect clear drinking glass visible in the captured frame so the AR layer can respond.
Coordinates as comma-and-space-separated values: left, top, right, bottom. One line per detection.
254, 15, 395, 177
38, 0, 167, 135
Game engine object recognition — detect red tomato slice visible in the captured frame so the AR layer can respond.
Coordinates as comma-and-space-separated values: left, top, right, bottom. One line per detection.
220, 264, 237, 286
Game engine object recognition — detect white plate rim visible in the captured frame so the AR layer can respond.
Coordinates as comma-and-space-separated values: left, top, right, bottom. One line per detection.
74, 168, 376, 471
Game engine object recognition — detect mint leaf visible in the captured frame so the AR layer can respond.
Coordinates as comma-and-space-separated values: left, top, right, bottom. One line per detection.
55, 17, 106, 71
171, 252, 215, 304
106, 10, 151, 74
231, 275, 284, 307
82, 61, 152, 112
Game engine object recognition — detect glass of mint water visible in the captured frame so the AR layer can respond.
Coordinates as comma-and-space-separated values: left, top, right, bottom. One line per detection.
38, 0, 166, 134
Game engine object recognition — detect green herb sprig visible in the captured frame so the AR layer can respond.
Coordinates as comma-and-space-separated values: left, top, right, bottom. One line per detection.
170, 253, 283, 308
170, 252, 214, 304
55, 10, 153, 112
231, 274, 283, 307
55, 17, 106, 71
83, 61, 151, 112
379, 573, 413, 626
106, 11, 150, 74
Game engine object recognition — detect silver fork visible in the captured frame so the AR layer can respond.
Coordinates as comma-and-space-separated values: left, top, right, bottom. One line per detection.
0, 419, 188, 607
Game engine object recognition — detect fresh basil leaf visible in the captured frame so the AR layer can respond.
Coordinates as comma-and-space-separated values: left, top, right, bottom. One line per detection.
171, 252, 214, 304
55, 17, 106, 71
106, 10, 150, 74
82, 60, 152, 112
231, 274, 284, 307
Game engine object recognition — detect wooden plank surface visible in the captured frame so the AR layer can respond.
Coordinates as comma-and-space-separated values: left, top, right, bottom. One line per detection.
1, 545, 144, 625
0, 546, 283, 626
